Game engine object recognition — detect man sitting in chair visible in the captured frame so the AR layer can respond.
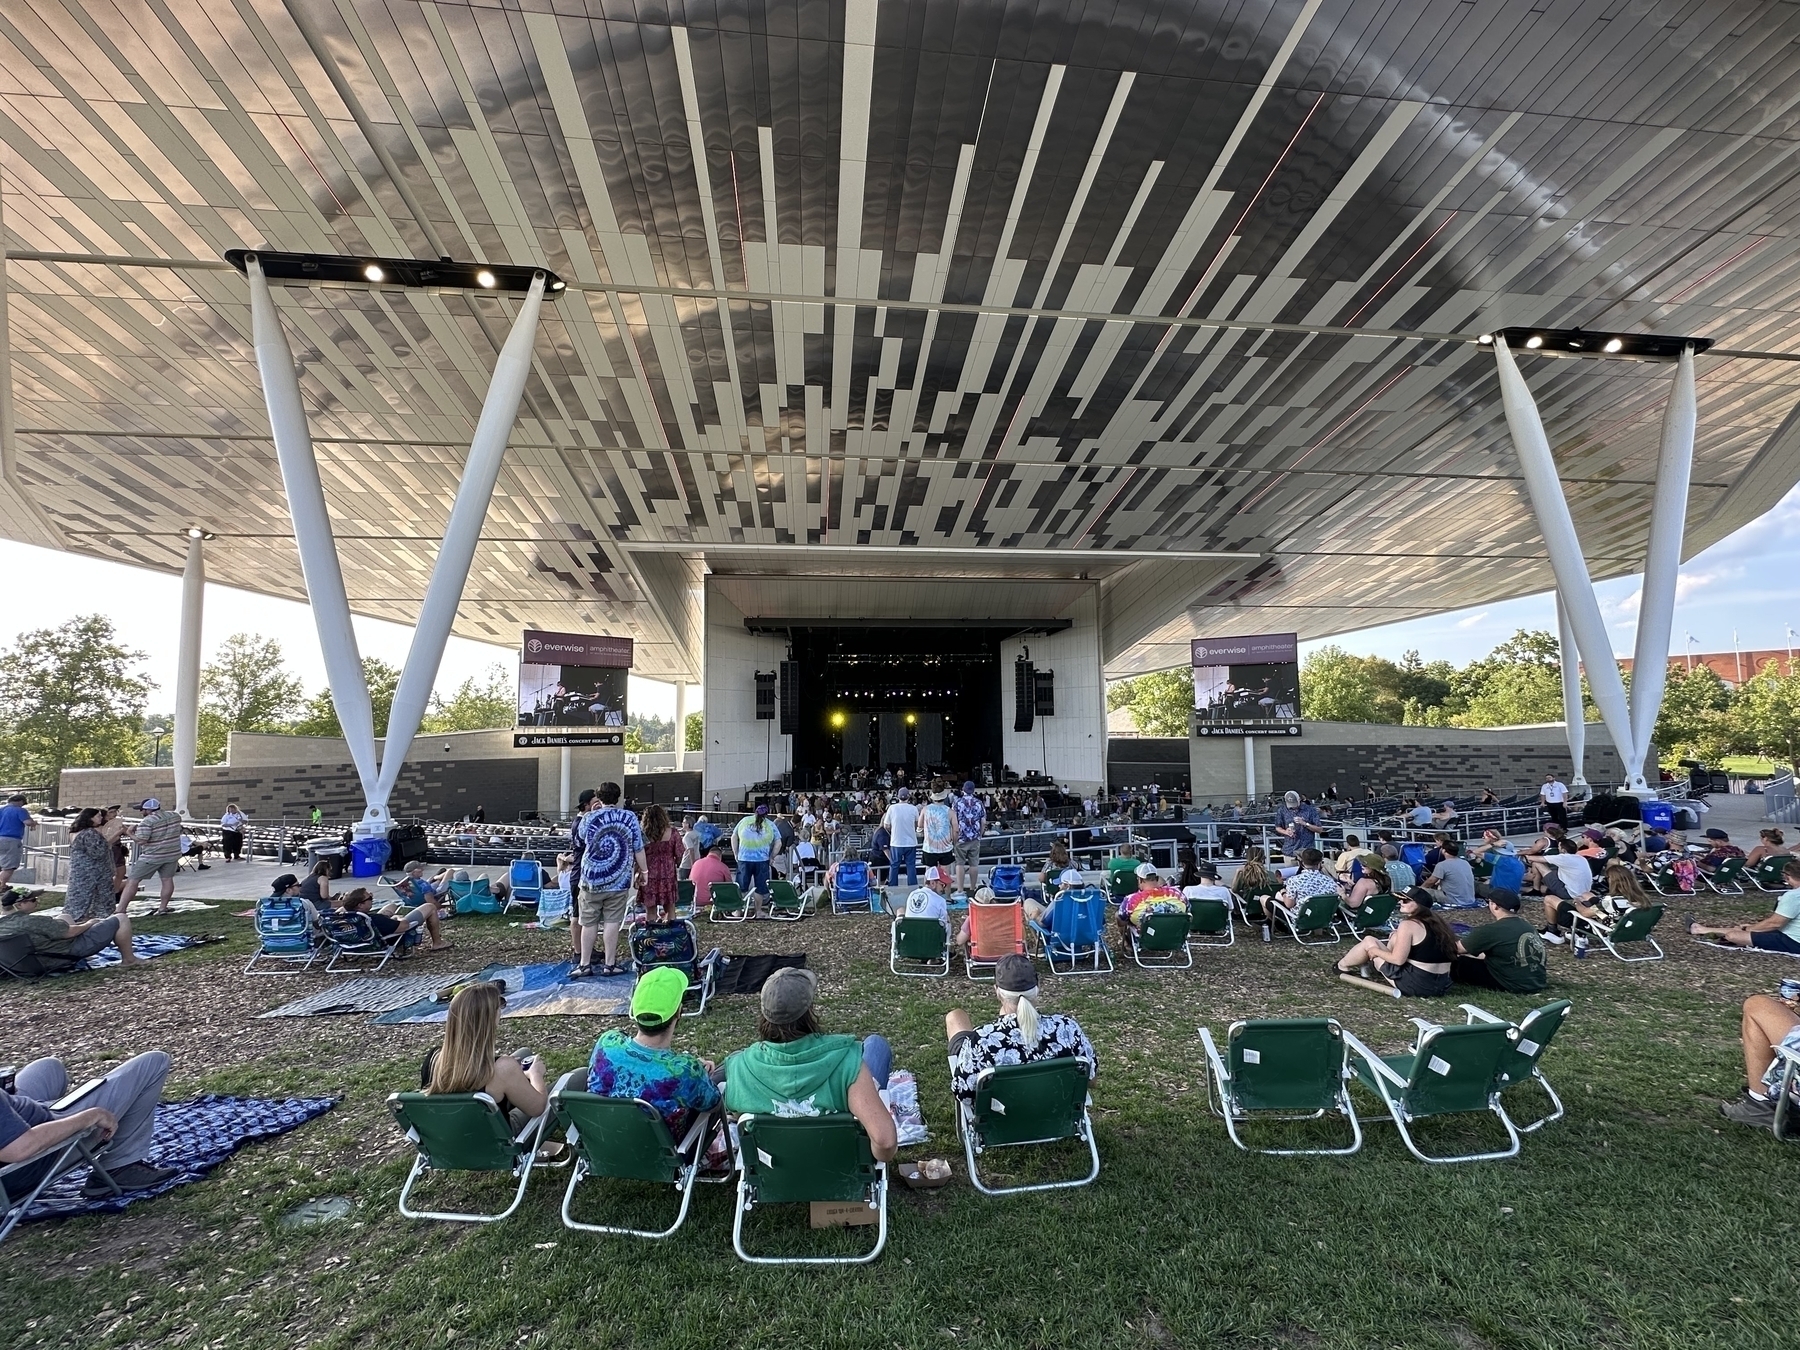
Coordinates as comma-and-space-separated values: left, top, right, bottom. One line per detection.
945, 954, 1096, 1101
0, 887, 141, 969
1689, 858, 1800, 954
1696, 828, 1745, 879
1721, 986, 1800, 1131
1116, 863, 1185, 942
1, 1048, 180, 1194
905, 866, 955, 942
1268, 849, 1340, 922
392, 862, 449, 908
587, 967, 720, 1137
340, 887, 450, 953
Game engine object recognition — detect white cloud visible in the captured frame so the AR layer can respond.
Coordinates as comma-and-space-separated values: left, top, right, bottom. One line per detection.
1454, 611, 1490, 629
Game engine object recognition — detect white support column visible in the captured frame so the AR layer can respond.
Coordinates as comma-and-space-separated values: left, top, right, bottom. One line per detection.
372, 275, 547, 823
673, 679, 688, 772
246, 257, 380, 801
1556, 593, 1587, 791
559, 746, 572, 817
1243, 735, 1256, 799
172, 532, 205, 816
1494, 338, 1641, 789
1627, 346, 1697, 789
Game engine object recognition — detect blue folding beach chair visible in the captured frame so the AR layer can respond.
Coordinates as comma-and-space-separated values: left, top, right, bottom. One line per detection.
1030, 888, 1112, 975
832, 860, 876, 914
506, 858, 544, 913
989, 864, 1025, 899
244, 895, 323, 974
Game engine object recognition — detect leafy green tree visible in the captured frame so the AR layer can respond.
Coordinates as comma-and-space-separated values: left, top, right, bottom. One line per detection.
421, 664, 515, 733
685, 711, 705, 752
1106, 669, 1196, 736
1653, 663, 1735, 763
0, 615, 153, 805
1452, 629, 1573, 728
1729, 660, 1800, 767
627, 714, 676, 751
1396, 650, 1457, 716
197, 633, 304, 762
1299, 645, 1383, 722
289, 657, 402, 739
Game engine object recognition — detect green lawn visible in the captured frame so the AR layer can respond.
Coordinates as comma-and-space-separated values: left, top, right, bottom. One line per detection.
4, 893, 1798, 1350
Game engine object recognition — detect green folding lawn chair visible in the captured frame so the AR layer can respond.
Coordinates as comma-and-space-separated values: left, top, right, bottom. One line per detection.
676, 879, 696, 918
1752, 857, 1793, 892
890, 915, 951, 976
733, 1113, 887, 1264
1234, 883, 1282, 926
957, 1057, 1100, 1196
551, 1074, 719, 1239
1569, 902, 1665, 961
1274, 891, 1341, 945
1705, 856, 1748, 895
708, 881, 750, 923
1186, 895, 1235, 947
1460, 1000, 1571, 1133
766, 879, 814, 921
1198, 1018, 1362, 1156
1130, 909, 1193, 969
1339, 892, 1398, 939
1343, 1020, 1522, 1163
387, 1091, 548, 1222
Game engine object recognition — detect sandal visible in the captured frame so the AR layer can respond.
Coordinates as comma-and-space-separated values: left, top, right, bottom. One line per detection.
571, 964, 594, 978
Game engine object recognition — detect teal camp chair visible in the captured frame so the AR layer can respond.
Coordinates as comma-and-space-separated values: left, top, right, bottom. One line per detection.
1570, 902, 1665, 962
767, 879, 813, 921
1343, 1021, 1522, 1164
387, 1091, 547, 1222
1198, 1018, 1362, 1156
449, 875, 499, 914
733, 1114, 887, 1264
551, 1074, 718, 1239
890, 917, 950, 977
708, 882, 750, 923
1461, 1000, 1571, 1133
957, 1058, 1100, 1196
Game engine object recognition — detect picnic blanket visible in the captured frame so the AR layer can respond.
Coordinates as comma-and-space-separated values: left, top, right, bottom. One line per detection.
22, 1094, 338, 1222
712, 952, 807, 997
74, 933, 205, 971
35, 898, 218, 921
1695, 937, 1800, 960
372, 961, 637, 1024
259, 971, 475, 1018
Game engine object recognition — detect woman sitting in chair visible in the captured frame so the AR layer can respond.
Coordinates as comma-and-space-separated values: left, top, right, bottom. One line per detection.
944, 953, 1096, 1101
1038, 839, 1072, 889
1231, 847, 1278, 923
422, 981, 548, 1134
1342, 856, 1391, 913
1746, 829, 1790, 869
1331, 887, 1455, 997
720, 967, 897, 1162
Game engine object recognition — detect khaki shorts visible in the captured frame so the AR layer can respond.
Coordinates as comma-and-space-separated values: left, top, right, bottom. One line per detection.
0, 836, 21, 870
952, 839, 980, 868
128, 856, 179, 883
579, 887, 631, 927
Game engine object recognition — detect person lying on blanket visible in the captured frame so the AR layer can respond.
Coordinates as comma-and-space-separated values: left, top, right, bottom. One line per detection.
1, 1048, 179, 1194
1689, 858, 1800, 954
587, 967, 720, 1138
0, 887, 140, 969
339, 888, 450, 953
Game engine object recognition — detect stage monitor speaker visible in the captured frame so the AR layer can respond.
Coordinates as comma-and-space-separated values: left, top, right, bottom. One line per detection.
778, 660, 800, 735
1034, 669, 1055, 717
754, 670, 776, 720
1014, 658, 1035, 733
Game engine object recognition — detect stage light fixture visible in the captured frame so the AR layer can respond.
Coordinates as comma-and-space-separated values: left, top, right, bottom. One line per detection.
1494, 327, 1709, 361
905, 713, 917, 725
1524, 334, 1543, 348
830, 711, 846, 728
226, 250, 563, 297
1477, 333, 1493, 344
363, 263, 385, 282
1604, 337, 1623, 353
476, 269, 497, 288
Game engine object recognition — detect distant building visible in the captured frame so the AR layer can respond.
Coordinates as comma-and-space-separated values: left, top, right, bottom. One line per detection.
1616, 651, 1796, 690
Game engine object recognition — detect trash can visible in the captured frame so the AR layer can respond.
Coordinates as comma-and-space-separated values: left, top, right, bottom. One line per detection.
1640, 801, 1674, 832
349, 837, 390, 877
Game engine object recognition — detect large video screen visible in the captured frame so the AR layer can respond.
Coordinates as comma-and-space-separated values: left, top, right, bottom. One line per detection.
515, 631, 632, 746
1191, 633, 1302, 737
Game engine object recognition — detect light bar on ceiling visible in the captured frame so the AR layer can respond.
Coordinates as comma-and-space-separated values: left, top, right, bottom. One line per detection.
1475, 327, 1711, 360
223, 249, 565, 296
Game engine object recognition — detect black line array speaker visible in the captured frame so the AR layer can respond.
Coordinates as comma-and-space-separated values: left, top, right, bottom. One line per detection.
1034, 669, 1056, 717
778, 660, 800, 735
1013, 657, 1036, 733
754, 669, 777, 721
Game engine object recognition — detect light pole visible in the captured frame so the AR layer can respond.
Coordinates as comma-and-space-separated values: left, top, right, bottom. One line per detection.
1684, 633, 1698, 673
1787, 625, 1797, 673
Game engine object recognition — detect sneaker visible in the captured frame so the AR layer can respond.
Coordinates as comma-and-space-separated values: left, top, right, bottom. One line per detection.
1683, 913, 1700, 936
1721, 1094, 1778, 1128
85, 1161, 181, 1195
1540, 928, 1567, 946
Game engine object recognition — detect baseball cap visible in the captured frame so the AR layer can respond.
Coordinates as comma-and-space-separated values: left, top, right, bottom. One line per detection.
139, 797, 161, 811
923, 865, 952, 885
631, 966, 689, 1029
1404, 886, 1436, 909
1135, 862, 1158, 879
2, 887, 44, 909
963, 781, 976, 793
760, 966, 817, 1025
1705, 828, 1728, 841
6, 793, 24, 803
1487, 889, 1522, 911
931, 790, 948, 802
270, 873, 299, 893
973, 886, 996, 903
994, 953, 1038, 995
1057, 867, 1084, 888
897, 787, 910, 800
577, 788, 598, 807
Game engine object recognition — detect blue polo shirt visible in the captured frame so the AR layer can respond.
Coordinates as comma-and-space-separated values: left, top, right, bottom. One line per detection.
0, 804, 29, 839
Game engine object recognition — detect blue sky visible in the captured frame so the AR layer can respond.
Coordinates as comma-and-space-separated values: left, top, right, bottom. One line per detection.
3, 480, 1797, 716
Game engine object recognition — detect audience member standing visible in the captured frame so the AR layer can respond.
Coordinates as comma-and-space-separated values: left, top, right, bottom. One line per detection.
953, 781, 986, 893
883, 788, 921, 888
731, 804, 779, 899
0, 793, 34, 892
1540, 772, 1571, 828
118, 798, 183, 916
574, 782, 645, 978
639, 804, 681, 925
218, 802, 248, 862
63, 808, 128, 924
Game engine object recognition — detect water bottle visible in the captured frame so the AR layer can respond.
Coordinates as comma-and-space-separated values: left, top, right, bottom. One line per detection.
1261, 921, 1271, 942
1573, 933, 1589, 959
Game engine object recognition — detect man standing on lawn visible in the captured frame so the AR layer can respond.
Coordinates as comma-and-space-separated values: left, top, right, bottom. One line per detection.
573, 782, 644, 979
952, 781, 986, 893
118, 798, 184, 916
1539, 773, 1571, 828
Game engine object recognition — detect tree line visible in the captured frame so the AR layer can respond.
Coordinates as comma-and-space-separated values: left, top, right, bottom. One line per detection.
1108, 626, 1800, 769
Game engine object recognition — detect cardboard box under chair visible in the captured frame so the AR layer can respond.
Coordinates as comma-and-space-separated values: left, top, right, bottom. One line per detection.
809, 1200, 879, 1229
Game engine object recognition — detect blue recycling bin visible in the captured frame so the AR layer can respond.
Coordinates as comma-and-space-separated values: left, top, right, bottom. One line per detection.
349, 837, 390, 877
1640, 800, 1673, 832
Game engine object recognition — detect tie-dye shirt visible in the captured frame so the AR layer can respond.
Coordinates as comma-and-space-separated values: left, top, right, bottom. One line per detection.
587, 1030, 719, 1136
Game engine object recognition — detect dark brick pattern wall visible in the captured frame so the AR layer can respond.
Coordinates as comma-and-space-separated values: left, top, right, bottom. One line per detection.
1269, 742, 1627, 801
63, 759, 539, 824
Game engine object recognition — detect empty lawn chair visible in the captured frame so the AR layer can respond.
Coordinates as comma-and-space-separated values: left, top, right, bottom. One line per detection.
1031, 889, 1113, 975
733, 1114, 887, 1264
628, 920, 718, 1016
1460, 1000, 1571, 1133
964, 897, 1028, 980
830, 860, 876, 914
1343, 1020, 1522, 1163
766, 879, 813, 921
988, 864, 1024, 899
1570, 902, 1665, 962
244, 895, 323, 974
1186, 894, 1235, 947
505, 858, 543, 913
1129, 909, 1192, 970
387, 1091, 548, 1222
551, 1075, 717, 1239
1198, 1018, 1362, 1156
676, 879, 696, 918
707, 882, 751, 923
1705, 856, 1749, 896
957, 1058, 1100, 1196
890, 916, 950, 977
1273, 891, 1341, 945
1339, 893, 1398, 940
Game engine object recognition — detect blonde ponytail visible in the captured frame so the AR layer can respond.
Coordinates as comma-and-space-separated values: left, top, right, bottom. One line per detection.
1014, 993, 1040, 1045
